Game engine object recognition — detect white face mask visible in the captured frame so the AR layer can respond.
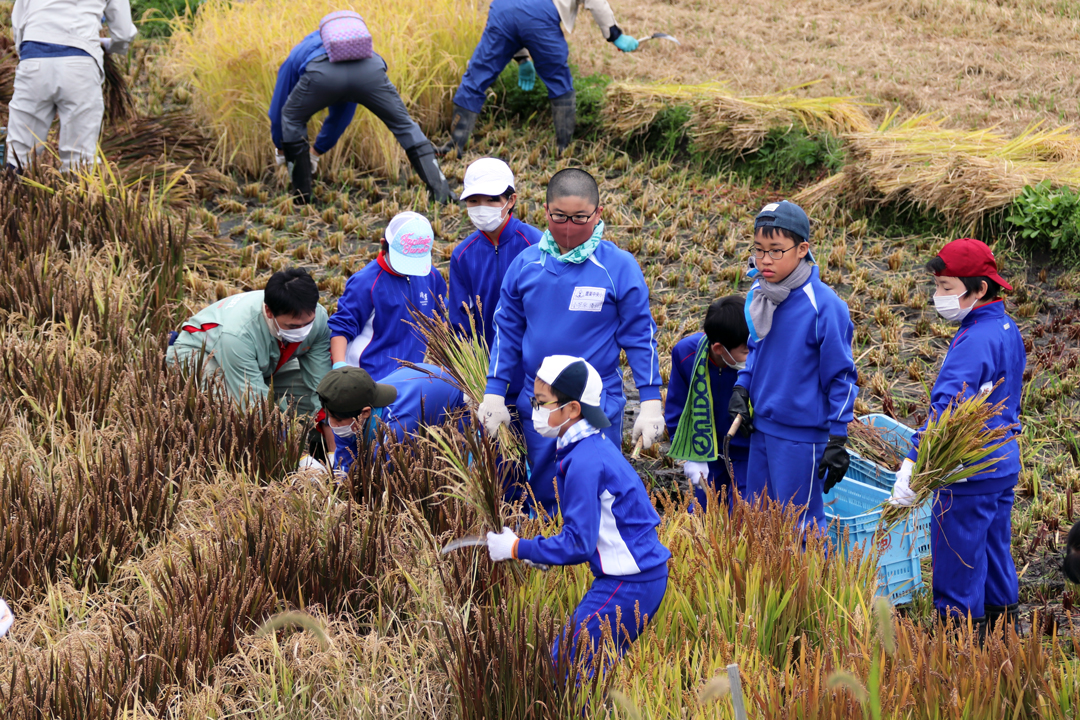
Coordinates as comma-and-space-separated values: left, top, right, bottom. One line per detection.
275, 318, 314, 343
719, 346, 746, 371
467, 202, 509, 233
532, 405, 569, 439
933, 293, 973, 323
329, 420, 358, 439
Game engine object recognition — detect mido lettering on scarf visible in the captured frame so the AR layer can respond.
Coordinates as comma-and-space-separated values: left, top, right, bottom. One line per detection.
688, 358, 714, 456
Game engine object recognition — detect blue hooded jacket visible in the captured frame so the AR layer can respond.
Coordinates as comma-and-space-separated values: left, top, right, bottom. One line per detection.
905, 299, 1025, 494
516, 426, 671, 581
735, 265, 858, 443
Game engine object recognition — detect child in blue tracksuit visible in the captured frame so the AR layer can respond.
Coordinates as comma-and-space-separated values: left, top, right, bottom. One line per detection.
728, 201, 858, 533
329, 211, 447, 381
889, 238, 1024, 630
477, 168, 664, 516
316, 364, 466, 475
486, 355, 669, 670
666, 295, 751, 511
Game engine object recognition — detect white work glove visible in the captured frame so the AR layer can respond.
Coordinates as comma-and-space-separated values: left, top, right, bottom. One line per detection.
0, 598, 13, 638
274, 149, 286, 166
310, 151, 320, 174
486, 527, 519, 562
632, 399, 665, 449
477, 393, 512, 436
99, 37, 113, 53
888, 459, 917, 507
683, 460, 710, 488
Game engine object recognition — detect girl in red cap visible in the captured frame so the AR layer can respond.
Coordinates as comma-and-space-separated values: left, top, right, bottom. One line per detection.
889, 238, 1025, 635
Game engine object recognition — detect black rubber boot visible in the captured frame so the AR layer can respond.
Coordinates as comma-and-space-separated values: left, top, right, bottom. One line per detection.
985, 603, 1020, 637
406, 142, 455, 204
282, 140, 312, 204
437, 104, 479, 157
551, 90, 576, 154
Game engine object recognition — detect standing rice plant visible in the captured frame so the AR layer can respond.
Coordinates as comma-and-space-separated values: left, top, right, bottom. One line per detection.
165, 0, 484, 178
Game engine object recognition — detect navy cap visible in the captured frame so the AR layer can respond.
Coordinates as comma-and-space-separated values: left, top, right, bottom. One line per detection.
754, 200, 811, 243
536, 355, 611, 429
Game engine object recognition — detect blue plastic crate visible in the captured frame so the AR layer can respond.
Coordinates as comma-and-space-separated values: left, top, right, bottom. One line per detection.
823, 477, 929, 605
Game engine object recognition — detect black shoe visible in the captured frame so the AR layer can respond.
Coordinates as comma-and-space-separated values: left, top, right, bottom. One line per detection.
282, 140, 312, 204
436, 104, 479, 157
551, 91, 576, 154
985, 603, 1020, 638
406, 142, 455, 204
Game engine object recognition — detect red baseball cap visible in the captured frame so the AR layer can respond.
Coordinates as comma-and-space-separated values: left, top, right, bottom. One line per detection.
933, 238, 1012, 291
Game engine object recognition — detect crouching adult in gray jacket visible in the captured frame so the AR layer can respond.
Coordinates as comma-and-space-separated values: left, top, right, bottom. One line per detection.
7, 0, 137, 171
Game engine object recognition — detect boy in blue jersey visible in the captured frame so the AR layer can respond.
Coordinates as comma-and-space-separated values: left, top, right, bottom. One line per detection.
477, 168, 665, 516
666, 295, 750, 511
728, 201, 858, 533
269, 25, 452, 204
487, 356, 669, 670
329, 212, 448, 382
889, 238, 1024, 632
316, 364, 466, 475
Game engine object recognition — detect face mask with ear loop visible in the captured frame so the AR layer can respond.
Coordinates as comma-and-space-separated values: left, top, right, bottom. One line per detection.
532, 404, 570, 439
718, 346, 746, 371
272, 316, 315, 343
468, 200, 511, 233
933, 292, 974, 323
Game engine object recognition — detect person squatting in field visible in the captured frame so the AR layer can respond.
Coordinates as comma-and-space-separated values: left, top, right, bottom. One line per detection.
889, 238, 1025, 633
443, 0, 639, 156
268, 14, 452, 204
666, 295, 751, 511
728, 200, 859, 533
167, 268, 332, 420
477, 168, 665, 516
486, 356, 670, 671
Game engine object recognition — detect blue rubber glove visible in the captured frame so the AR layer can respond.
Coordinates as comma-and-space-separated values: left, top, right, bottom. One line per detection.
332, 361, 348, 370
613, 34, 639, 52
517, 60, 536, 91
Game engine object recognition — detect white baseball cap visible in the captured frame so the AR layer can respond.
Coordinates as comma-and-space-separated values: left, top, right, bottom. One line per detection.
385, 211, 433, 276
536, 355, 610, 429
461, 157, 515, 200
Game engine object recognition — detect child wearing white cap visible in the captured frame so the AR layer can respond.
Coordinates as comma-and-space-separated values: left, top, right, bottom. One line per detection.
328, 211, 448, 380
487, 355, 670, 671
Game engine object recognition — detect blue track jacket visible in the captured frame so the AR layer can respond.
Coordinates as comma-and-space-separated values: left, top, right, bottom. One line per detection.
485, 241, 661, 404
516, 426, 671, 581
449, 215, 541, 397
269, 31, 359, 154
905, 299, 1025, 494
665, 332, 750, 458
735, 265, 858, 442
328, 254, 448, 381
332, 363, 465, 474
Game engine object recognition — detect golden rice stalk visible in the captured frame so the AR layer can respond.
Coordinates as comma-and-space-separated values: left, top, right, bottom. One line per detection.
879, 385, 1014, 532
165, 0, 485, 178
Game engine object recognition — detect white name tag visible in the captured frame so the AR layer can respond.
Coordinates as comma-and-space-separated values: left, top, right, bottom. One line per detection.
569, 286, 605, 312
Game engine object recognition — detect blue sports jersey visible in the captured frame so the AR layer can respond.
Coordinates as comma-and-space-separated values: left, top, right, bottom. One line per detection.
665, 332, 750, 458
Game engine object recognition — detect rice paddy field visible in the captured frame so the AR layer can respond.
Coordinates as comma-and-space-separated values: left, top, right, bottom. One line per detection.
3, 0, 1080, 717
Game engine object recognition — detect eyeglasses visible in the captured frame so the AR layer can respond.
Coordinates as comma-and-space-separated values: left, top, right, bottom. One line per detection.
529, 396, 563, 411
752, 245, 799, 260
547, 208, 598, 225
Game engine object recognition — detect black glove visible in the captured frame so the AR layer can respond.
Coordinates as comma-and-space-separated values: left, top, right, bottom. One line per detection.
727, 386, 753, 437
819, 435, 850, 493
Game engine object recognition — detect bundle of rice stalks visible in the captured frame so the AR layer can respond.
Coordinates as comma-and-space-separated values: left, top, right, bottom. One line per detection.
880, 387, 1014, 531
165, 0, 485, 178
847, 419, 909, 471
603, 81, 873, 154
795, 115, 1080, 228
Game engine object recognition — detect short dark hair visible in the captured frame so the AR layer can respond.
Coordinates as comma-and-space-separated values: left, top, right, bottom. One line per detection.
1064, 520, 1080, 584
537, 379, 575, 407
703, 295, 749, 350
264, 268, 319, 316
546, 168, 599, 206
925, 256, 1001, 302
755, 225, 805, 245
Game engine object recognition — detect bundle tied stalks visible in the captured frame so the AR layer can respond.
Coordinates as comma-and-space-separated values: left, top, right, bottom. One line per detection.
879, 384, 1014, 532
847, 419, 910, 471
404, 303, 524, 462
603, 81, 873, 154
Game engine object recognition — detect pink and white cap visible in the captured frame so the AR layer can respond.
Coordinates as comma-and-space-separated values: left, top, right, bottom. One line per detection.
385, 211, 434, 276
536, 355, 610, 429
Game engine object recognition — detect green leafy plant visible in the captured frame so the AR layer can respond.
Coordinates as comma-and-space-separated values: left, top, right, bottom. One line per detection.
1005, 180, 1080, 258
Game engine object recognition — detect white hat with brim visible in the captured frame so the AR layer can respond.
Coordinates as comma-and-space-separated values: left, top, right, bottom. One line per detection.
385, 211, 434, 277
461, 157, 515, 200
536, 355, 610, 429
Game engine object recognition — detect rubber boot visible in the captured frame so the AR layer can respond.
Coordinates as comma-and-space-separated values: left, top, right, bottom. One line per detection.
406, 142, 455, 204
985, 603, 1020, 638
551, 91, 576, 154
437, 104, 479, 157
282, 140, 312, 204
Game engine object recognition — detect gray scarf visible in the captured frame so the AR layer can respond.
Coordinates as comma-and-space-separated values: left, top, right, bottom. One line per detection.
747, 259, 814, 340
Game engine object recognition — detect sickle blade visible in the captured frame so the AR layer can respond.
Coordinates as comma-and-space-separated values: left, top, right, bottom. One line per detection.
441, 535, 488, 554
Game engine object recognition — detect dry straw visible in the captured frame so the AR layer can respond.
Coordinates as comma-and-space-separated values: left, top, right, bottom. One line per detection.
166, 0, 484, 178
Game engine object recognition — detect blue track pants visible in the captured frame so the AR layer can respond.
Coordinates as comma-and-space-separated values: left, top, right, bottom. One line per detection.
932, 485, 1019, 619
745, 430, 827, 533
691, 455, 749, 512
452, 0, 574, 114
